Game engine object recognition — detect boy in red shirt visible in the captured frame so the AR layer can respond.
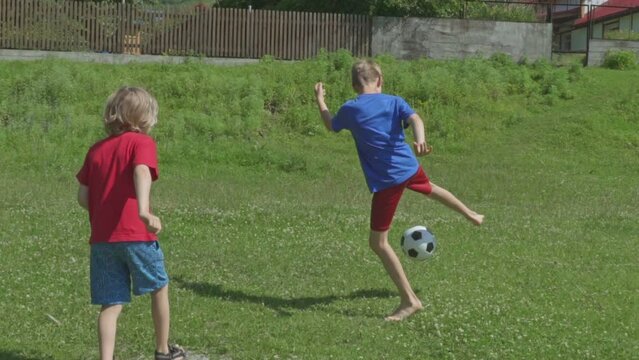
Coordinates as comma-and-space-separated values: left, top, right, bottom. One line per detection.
77, 87, 186, 360
314, 60, 484, 321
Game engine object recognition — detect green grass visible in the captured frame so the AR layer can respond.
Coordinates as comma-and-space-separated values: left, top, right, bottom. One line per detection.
604, 30, 639, 41
0, 56, 637, 359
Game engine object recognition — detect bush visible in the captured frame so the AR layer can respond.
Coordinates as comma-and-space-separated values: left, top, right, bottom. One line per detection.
603, 50, 638, 70
465, 2, 537, 22
0, 53, 579, 147
604, 30, 639, 41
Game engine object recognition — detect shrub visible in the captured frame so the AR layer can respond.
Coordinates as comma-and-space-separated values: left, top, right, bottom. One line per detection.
490, 52, 515, 67
0, 54, 580, 149
603, 50, 638, 70
604, 30, 639, 41
465, 2, 537, 22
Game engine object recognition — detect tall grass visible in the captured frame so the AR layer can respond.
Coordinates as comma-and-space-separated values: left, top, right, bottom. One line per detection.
0, 52, 578, 151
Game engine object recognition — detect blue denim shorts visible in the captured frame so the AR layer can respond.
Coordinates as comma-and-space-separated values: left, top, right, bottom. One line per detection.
90, 241, 169, 305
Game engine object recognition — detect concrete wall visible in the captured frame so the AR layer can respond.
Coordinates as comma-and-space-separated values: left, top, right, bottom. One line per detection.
372, 17, 552, 61
0, 49, 259, 66
587, 39, 639, 66
4, 18, 554, 64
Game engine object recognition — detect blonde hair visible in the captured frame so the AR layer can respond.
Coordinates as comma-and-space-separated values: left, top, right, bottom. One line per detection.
351, 59, 382, 91
103, 86, 158, 135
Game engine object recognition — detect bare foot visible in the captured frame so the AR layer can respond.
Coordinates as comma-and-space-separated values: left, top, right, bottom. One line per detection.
467, 211, 484, 226
384, 301, 423, 322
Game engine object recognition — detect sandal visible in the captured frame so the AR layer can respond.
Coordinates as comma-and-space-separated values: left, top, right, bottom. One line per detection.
155, 344, 186, 360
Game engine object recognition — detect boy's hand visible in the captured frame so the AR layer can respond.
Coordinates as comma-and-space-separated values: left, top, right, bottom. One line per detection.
140, 212, 162, 234
413, 142, 433, 157
314, 82, 326, 103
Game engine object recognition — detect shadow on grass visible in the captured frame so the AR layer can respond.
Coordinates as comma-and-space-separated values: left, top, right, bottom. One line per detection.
0, 351, 53, 360
173, 276, 396, 317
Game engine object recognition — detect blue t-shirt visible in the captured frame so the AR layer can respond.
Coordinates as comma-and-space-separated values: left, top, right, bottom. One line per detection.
332, 93, 419, 193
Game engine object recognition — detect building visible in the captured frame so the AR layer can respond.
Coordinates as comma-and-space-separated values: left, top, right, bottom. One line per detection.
556, 0, 639, 51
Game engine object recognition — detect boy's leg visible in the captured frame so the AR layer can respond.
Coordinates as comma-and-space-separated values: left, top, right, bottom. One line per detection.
427, 183, 484, 225
404, 168, 483, 225
370, 182, 423, 321
151, 285, 170, 354
124, 242, 180, 357
369, 230, 423, 321
91, 244, 131, 360
98, 304, 123, 360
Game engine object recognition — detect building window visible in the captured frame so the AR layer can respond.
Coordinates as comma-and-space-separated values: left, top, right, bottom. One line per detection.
603, 19, 620, 38
563, 32, 572, 51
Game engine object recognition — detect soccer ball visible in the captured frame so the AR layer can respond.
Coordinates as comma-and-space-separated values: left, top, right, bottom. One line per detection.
400, 225, 436, 261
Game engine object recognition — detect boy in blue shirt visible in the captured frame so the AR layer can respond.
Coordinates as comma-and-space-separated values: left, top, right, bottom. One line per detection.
314, 59, 484, 321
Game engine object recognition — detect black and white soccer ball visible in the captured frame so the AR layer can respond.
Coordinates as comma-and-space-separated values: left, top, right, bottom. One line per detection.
400, 225, 436, 261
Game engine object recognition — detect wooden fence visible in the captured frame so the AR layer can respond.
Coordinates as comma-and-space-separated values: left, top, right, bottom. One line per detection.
0, 0, 372, 59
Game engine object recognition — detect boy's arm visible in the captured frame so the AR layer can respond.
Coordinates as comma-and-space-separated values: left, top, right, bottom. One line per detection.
77, 185, 89, 210
134, 164, 162, 234
314, 82, 334, 132
407, 113, 432, 157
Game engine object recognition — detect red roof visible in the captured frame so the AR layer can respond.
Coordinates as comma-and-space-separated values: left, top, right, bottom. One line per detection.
574, 0, 639, 26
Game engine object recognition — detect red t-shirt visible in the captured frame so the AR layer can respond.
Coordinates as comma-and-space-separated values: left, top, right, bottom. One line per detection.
77, 132, 159, 244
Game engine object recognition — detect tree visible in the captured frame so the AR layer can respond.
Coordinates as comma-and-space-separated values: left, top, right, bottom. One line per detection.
216, 0, 467, 17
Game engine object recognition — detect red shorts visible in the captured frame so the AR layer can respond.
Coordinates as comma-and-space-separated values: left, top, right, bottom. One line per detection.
370, 166, 432, 231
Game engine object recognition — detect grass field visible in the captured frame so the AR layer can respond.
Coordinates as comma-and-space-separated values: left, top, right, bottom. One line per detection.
0, 56, 637, 359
